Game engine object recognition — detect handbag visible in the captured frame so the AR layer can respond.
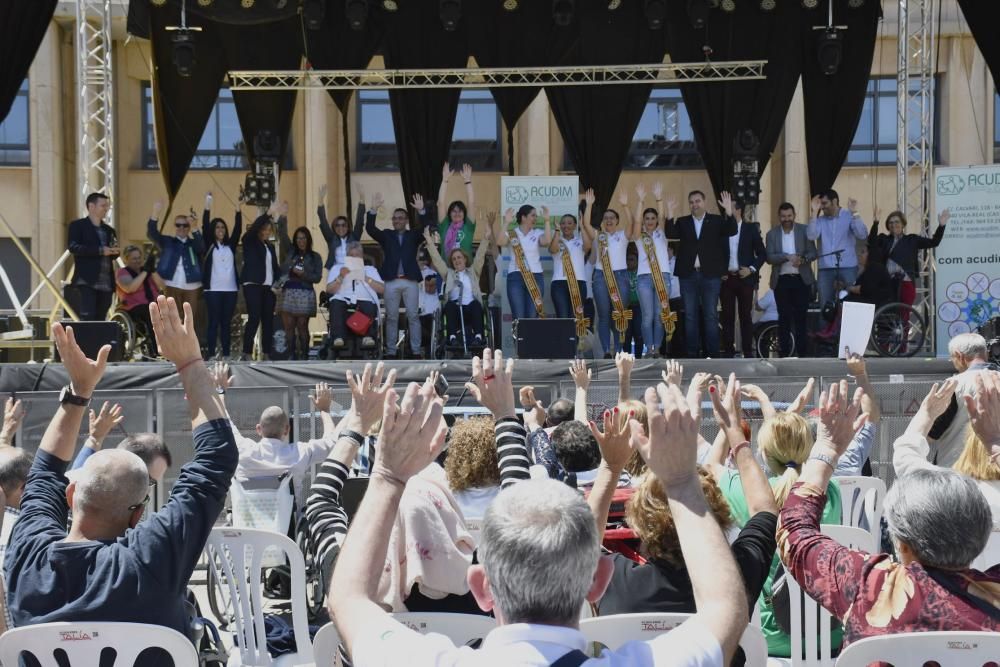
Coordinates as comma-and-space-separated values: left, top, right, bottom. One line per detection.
346, 309, 373, 336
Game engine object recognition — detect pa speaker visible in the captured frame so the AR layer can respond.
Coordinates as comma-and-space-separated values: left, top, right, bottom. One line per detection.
55, 321, 125, 363
514, 318, 578, 359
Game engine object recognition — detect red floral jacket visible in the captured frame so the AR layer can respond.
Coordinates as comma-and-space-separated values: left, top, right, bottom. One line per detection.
777, 481, 1000, 647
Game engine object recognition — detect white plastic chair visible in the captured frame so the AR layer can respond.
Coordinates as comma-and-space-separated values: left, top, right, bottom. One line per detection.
579, 613, 768, 667
230, 474, 296, 568
310, 622, 343, 667
391, 612, 496, 647
205, 527, 314, 666
834, 631, 1000, 666
971, 528, 1000, 571
835, 476, 885, 545
0, 621, 198, 666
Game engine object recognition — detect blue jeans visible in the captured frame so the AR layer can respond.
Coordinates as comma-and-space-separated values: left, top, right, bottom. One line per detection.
507, 271, 544, 320
550, 279, 588, 319
636, 272, 672, 355
205, 290, 238, 357
817, 266, 858, 308
593, 269, 631, 354
679, 271, 722, 357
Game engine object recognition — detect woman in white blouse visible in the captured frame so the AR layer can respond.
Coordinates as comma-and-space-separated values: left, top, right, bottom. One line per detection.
547, 212, 592, 320
325, 241, 385, 350
423, 224, 491, 346
630, 182, 673, 358
201, 195, 242, 359
494, 204, 552, 321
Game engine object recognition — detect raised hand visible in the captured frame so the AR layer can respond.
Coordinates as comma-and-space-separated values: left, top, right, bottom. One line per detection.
354, 181, 366, 206
442, 162, 454, 182
652, 182, 664, 202
618, 190, 629, 207
370, 192, 384, 212
148, 296, 201, 367
666, 197, 677, 219
89, 401, 124, 443
318, 184, 328, 204
569, 358, 591, 391
373, 380, 447, 485
939, 209, 950, 226
152, 200, 164, 220
583, 188, 595, 206
709, 372, 745, 447
786, 377, 815, 414
847, 198, 858, 214
52, 323, 110, 397
519, 386, 546, 430
740, 383, 776, 420
461, 163, 473, 183
718, 191, 733, 216
346, 361, 397, 433
312, 382, 333, 413
539, 205, 550, 221
278, 201, 289, 217
615, 351, 635, 377
205, 192, 213, 209
662, 359, 683, 387
845, 351, 867, 378
873, 205, 881, 220
590, 406, 633, 472
635, 183, 647, 202
631, 382, 700, 489
816, 379, 864, 456
410, 193, 425, 211
918, 378, 957, 422
465, 348, 515, 419
209, 361, 231, 391
965, 371, 1000, 454
810, 195, 822, 218
3, 397, 24, 429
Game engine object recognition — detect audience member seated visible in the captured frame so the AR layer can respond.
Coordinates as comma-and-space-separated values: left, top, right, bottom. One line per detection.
114, 244, 162, 342
893, 373, 1000, 528
68, 402, 172, 483
423, 220, 491, 347
779, 379, 1000, 649
328, 348, 749, 666
443, 417, 502, 522
417, 256, 441, 357
326, 240, 384, 352
3, 297, 235, 637
929, 333, 997, 467
0, 397, 32, 557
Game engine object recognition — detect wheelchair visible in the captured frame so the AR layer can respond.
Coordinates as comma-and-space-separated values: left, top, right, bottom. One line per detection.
429, 297, 494, 360
109, 307, 158, 361
317, 292, 382, 361
753, 320, 795, 359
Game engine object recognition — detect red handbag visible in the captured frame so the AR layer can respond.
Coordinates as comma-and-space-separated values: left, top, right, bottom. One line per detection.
346, 310, 373, 336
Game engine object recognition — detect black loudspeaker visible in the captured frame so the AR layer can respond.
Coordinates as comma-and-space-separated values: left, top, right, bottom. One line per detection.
514, 318, 578, 359
55, 321, 125, 362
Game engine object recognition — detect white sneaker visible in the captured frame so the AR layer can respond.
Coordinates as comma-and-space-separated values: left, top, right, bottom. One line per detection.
332, 338, 345, 349
361, 336, 376, 348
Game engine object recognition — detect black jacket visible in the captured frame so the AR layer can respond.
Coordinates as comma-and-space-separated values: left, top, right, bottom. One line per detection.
852, 260, 894, 307
67, 217, 118, 285
278, 222, 323, 285
318, 203, 366, 270
201, 210, 242, 291
666, 212, 738, 279
240, 215, 282, 286
731, 221, 767, 284
868, 222, 945, 281
366, 213, 425, 282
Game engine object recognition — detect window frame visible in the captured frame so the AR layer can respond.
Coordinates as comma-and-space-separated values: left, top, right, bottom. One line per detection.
0, 78, 30, 167
845, 75, 940, 167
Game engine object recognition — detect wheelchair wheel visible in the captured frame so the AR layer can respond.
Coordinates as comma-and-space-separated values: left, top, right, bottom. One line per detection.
206, 551, 235, 629
754, 322, 793, 359
296, 521, 326, 621
110, 310, 137, 361
872, 302, 926, 357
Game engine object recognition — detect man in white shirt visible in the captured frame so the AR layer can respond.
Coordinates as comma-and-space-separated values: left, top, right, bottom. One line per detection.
807, 189, 868, 309
328, 350, 747, 667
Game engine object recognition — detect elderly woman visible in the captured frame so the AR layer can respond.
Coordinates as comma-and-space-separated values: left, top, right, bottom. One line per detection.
779, 379, 1000, 650
443, 417, 501, 521
326, 241, 383, 351
423, 223, 490, 347
869, 208, 948, 309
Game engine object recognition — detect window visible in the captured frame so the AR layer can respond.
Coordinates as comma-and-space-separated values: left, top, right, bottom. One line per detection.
0, 79, 30, 166
356, 90, 503, 171
625, 87, 703, 169
0, 238, 31, 311
142, 83, 247, 170
846, 77, 938, 166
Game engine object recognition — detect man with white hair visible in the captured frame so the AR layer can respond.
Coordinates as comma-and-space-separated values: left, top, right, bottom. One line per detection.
3, 297, 235, 636
328, 349, 748, 666
929, 332, 996, 466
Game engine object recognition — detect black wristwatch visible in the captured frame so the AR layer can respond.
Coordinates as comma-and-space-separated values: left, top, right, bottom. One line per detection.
59, 385, 91, 407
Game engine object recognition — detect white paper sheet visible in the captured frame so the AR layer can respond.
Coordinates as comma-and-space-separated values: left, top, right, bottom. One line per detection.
345, 256, 365, 283
837, 301, 875, 358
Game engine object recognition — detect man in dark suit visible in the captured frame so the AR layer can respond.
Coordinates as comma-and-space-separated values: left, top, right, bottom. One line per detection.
666, 189, 736, 358
67, 192, 119, 321
720, 201, 767, 358
766, 202, 817, 357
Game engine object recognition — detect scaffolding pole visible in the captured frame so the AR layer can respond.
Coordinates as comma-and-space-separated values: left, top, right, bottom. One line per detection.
75, 0, 115, 226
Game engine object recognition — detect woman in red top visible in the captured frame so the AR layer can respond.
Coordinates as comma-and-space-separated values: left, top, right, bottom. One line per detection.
115, 245, 162, 339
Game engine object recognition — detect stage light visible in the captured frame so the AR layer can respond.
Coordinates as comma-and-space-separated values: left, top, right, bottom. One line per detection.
553, 0, 574, 27
170, 31, 197, 78
645, 0, 666, 29
760, 0, 775, 10
686, 0, 714, 30
382, 0, 398, 10
197, 0, 214, 6
816, 28, 843, 75
241, 0, 255, 7
503, 0, 519, 10
608, 0, 621, 9
721, 0, 736, 12
440, 0, 461, 31
346, 0, 368, 30
802, 0, 818, 8
848, 0, 865, 6
151, 0, 167, 6
303, 0, 326, 30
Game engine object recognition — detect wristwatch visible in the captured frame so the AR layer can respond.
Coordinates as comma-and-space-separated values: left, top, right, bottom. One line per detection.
59, 385, 91, 407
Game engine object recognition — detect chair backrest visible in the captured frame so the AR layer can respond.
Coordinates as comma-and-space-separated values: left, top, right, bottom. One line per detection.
0, 622, 199, 666
230, 474, 295, 568
786, 525, 875, 667
311, 622, 343, 667
835, 475, 886, 543
391, 612, 497, 647
205, 527, 314, 666
835, 631, 1000, 666
578, 613, 767, 667
971, 528, 1000, 571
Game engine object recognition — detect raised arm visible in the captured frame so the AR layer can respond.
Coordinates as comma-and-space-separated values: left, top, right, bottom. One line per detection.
422, 227, 450, 275
615, 351, 634, 403
618, 191, 637, 241
587, 408, 632, 543
465, 349, 531, 487
364, 192, 384, 243
146, 201, 166, 248
632, 184, 646, 239
471, 223, 491, 278
229, 209, 243, 251
115, 268, 151, 294
462, 163, 476, 218
846, 353, 880, 423
494, 208, 513, 248
580, 189, 597, 244
918, 209, 948, 249
569, 358, 591, 424
437, 162, 453, 220
317, 184, 333, 243
202, 193, 212, 235
847, 198, 867, 239
740, 383, 776, 421
0, 397, 24, 448
71, 401, 124, 471
806, 196, 821, 241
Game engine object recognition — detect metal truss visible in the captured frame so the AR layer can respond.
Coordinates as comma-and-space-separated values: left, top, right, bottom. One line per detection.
896, 0, 936, 354
228, 61, 767, 91
75, 0, 115, 225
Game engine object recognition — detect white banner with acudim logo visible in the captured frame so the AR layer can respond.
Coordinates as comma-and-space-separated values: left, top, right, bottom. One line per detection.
934, 165, 1000, 356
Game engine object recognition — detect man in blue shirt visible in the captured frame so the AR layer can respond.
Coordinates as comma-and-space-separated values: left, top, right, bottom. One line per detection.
807, 189, 868, 309
4, 296, 235, 639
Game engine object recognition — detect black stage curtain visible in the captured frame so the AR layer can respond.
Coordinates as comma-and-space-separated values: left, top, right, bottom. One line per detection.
0, 0, 57, 124
801, 1, 881, 195
665, 2, 803, 199
382, 5, 469, 214
546, 3, 667, 218
957, 1, 1000, 92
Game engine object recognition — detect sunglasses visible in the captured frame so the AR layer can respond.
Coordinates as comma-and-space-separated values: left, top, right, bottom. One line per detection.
175, 223, 190, 229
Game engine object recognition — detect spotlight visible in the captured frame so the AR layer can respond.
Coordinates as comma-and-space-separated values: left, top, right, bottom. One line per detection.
170, 31, 197, 78
686, 0, 714, 29
733, 128, 760, 157
382, 0, 398, 10
503, 0, 519, 9
721, 0, 735, 11
197, 0, 214, 6
303, 0, 326, 30
346, 0, 368, 30
254, 130, 282, 161
848, 0, 865, 6
241, 0, 254, 7
760, 0, 775, 10
608, 0, 621, 9
552, 0, 574, 27
440, 0, 461, 31
645, 0, 666, 29
151, 0, 167, 5
816, 28, 843, 75
802, 0, 818, 8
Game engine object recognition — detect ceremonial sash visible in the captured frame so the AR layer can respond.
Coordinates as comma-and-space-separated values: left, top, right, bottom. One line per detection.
510, 234, 546, 318
642, 233, 678, 341
560, 238, 590, 340
598, 233, 631, 343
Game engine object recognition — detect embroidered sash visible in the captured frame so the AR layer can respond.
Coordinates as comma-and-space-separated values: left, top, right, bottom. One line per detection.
598, 233, 631, 343
560, 238, 590, 340
642, 233, 677, 341
510, 234, 546, 318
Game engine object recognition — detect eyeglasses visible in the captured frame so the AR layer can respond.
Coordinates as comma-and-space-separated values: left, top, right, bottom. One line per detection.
127, 493, 150, 513
175, 223, 190, 229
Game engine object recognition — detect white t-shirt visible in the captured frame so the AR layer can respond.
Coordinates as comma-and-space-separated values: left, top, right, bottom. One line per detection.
551, 235, 586, 283
420, 267, 441, 315
263, 245, 275, 286
780, 228, 799, 276
352, 617, 722, 667
636, 229, 670, 276
449, 272, 474, 306
207, 244, 237, 292
755, 289, 778, 323
164, 238, 202, 290
593, 230, 628, 272
583, 257, 596, 298
329, 264, 383, 304
727, 222, 743, 272
507, 227, 545, 275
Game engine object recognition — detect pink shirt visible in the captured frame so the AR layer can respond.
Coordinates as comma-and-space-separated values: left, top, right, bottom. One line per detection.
116, 267, 160, 310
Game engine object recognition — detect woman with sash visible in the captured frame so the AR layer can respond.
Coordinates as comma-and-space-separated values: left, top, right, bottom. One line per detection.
547, 211, 591, 338
631, 182, 676, 358
580, 188, 637, 357
495, 204, 551, 321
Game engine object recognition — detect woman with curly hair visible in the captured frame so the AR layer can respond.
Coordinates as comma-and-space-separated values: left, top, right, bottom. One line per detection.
443, 417, 501, 521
